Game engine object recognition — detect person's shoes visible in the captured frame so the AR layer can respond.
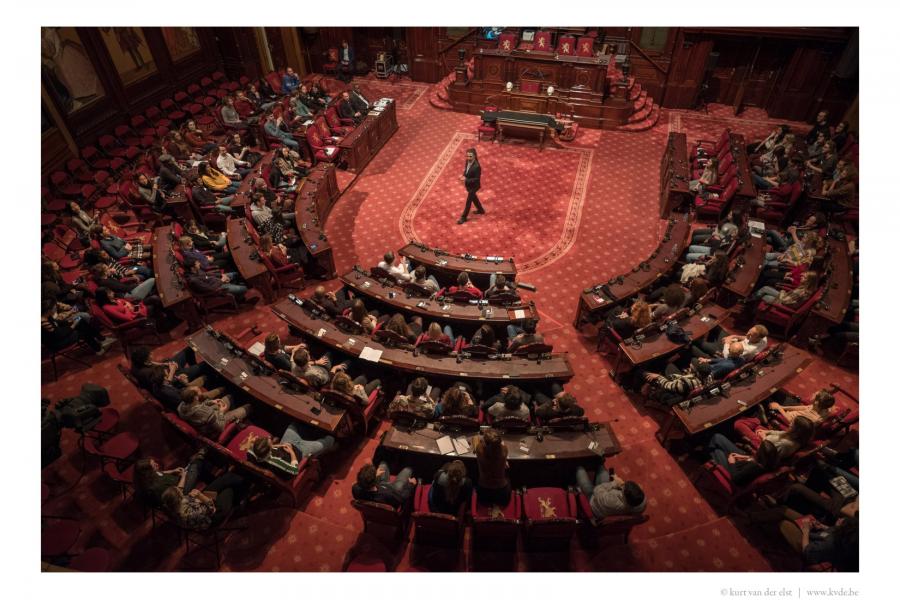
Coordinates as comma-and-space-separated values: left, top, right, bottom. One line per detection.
100, 337, 118, 349
190, 447, 208, 462
457, 218, 467, 225
94, 346, 109, 357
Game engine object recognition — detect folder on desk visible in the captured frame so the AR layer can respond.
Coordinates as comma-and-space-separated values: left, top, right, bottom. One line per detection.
248, 342, 265, 357
436, 436, 455, 455
359, 346, 383, 363
452, 437, 471, 454
513, 309, 527, 319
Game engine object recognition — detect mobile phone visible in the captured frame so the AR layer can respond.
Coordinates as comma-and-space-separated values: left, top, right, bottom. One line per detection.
311, 406, 322, 415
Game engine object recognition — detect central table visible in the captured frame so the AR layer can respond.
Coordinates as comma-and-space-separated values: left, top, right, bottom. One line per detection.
481, 110, 564, 150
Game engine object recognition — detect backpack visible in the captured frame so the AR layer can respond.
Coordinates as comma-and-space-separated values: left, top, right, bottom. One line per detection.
665, 320, 692, 345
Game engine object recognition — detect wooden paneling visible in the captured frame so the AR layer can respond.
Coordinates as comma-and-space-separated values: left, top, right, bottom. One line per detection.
768, 46, 835, 121
662, 31, 713, 109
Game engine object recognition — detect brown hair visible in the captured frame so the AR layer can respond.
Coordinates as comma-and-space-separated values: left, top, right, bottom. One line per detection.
350, 299, 367, 323
443, 460, 467, 503
258, 234, 273, 253
385, 313, 413, 339
264, 333, 281, 354
331, 371, 354, 396
441, 386, 470, 416
427, 322, 444, 340
292, 348, 310, 368
356, 464, 377, 489
252, 436, 272, 460
480, 429, 505, 459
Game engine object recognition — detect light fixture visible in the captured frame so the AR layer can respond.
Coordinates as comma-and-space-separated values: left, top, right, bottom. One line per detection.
547, 85, 555, 96
506, 81, 513, 92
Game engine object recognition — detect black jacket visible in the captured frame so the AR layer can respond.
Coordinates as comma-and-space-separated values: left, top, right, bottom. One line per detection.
464, 160, 481, 192
337, 100, 357, 121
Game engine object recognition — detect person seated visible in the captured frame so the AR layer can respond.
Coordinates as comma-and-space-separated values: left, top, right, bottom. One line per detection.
352, 462, 417, 508
226, 132, 261, 166
177, 385, 250, 437
751, 146, 788, 190
221, 96, 255, 131
472, 429, 511, 505
129, 345, 207, 406
281, 67, 301, 94
134, 450, 207, 507
437, 271, 483, 300
134, 173, 167, 212
805, 141, 838, 178
289, 89, 313, 120
428, 460, 473, 515
763, 231, 822, 271
298, 84, 324, 111
410, 266, 439, 293
263, 113, 300, 150
388, 376, 439, 418
84, 246, 152, 281
768, 389, 837, 427
185, 258, 250, 302
232, 89, 260, 119
748, 124, 789, 156
751, 510, 858, 571
689, 156, 718, 195
531, 383, 585, 420
821, 161, 856, 206
648, 284, 687, 321
215, 144, 251, 180
246, 82, 277, 111
248, 423, 337, 475
484, 274, 520, 301
434, 384, 477, 418
263, 333, 303, 371
269, 147, 308, 192
183, 120, 218, 154
94, 286, 149, 323
41, 298, 114, 356
606, 299, 652, 339
421, 321, 454, 346
198, 162, 240, 195
349, 83, 371, 114
164, 131, 197, 162
506, 318, 543, 352
157, 153, 186, 191
805, 131, 830, 163
753, 270, 819, 308
694, 324, 769, 359
88, 224, 148, 262
641, 363, 704, 407
707, 434, 779, 487
161, 471, 249, 531
733, 414, 816, 462
311, 285, 350, 317
189, 172, 234, 215
702, 250, 731, 287
575, 459, 647, 520
249, 192, 287, 242
805, 110, 831, 145
382, 313, 420, 344
485, 385, 531, 421
694, 341, 746, 381
831, 121, 851, 152
337, 90, 363, 124
180, 236, 230, 271
685, 212, 744, 262
468, 323, 500, 350
376, 251, 413, 282
347, 298, 380, 334
290, 347, 349, 387
329, 371, 380, 406
309, 82, 331, 106
258, 233, 314, 273
41, 260, 84, 304
88, 263, 157, 302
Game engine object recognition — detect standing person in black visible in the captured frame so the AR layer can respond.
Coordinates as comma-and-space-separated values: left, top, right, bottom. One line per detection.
457, 148, 485, 225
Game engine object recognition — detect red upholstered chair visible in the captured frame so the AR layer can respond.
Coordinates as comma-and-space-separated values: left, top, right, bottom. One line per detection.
49, 170, 82, 198
351, 497, 412, 544
694, 461, 794, 513
470, 489, 522, 551
693, 128, 731, 162
86, 299, 161, 355
211, 71, 227, 84
558, 35, 577, 56
533, 31, 553, 52
414, 334, 454, 356
411, 484, 467, 547
130, 114, 155, 138
325, 105, 354, 135
497, 33, 517, 53
102, 461, 135, 501
66, 157, 94, 184
259, 252, 305, 295
511, 342, 554, 358
306, 128, 340, 164
81, 431, 140, 468
114, 124, 147, 149
187, 82, 203, 99
321, 384, 383, 436
81, 145, 112, 171
477, 121, 497, 142
42, 340, 92, 382
323, 48, 340, 76
695, 177, 738, 221
160, 98, 186, 124
575, 493, 648, 544
522, 487, 579, 549
265, 71, 284, 95
575, 36, 595, 57
759, 180, 804, 226
755, 287, 825, 339
314, 115, 340, 143
144, 105, 172, 129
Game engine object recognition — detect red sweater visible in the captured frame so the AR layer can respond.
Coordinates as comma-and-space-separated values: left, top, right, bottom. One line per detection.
102, 299, 147, 322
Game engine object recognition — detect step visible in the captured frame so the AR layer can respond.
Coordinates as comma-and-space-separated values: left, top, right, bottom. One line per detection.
627, 97, 654, 123
436, 86, 450, 102
428, 93, 453, 110
633, 91, 648, 112
618, 104, 661, 132
628, 82, 643, 101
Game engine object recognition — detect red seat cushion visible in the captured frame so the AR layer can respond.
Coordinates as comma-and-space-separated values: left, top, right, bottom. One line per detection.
523, 487, 574, 520
41, 521, 80, 556
472, 491, 521, 519
99, 432, 139, 460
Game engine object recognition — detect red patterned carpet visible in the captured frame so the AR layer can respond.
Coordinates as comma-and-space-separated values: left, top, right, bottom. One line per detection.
40, 97, 858, 572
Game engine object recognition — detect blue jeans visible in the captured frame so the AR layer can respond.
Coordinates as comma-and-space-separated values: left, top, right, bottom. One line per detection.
764, 252, 784, 268
215, 232, 227, 249
223, 182, 240, 194
752, 173, 775, 190
575, 465, 611, 497
377, 461, 414, 496
125, 277, 156, 301
766, 230, 789, 252
708, 433, 743, 471
221, 272, 247, 297
691, 228, 714, 245
507, 324, 523, 339
279, 135, 299, 150
442, 324, 455, 345
754, 285, 780, 304
686, 244, 712, 263
281, 422, 336, 458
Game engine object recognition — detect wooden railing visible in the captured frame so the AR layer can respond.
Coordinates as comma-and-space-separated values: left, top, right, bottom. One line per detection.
628, 40, 669, 76
438, 28, 480, 74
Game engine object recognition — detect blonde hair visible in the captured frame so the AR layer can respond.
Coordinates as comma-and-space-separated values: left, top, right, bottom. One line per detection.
631, 300, 652, 329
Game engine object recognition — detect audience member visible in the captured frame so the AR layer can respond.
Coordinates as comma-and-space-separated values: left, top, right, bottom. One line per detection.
472, 429, 511, 505
352, 462, 417, 508
575, 458, 646, 520
428, 460, 473, 515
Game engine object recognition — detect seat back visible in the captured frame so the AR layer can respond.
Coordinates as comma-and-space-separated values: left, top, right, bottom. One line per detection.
533, 31, 553, 52
498, 33, 517, 52
511, 342, 554, 357
437, 415, 480, 430
265, 71, 284, 95
576, 36, 595, 57
491, 415, 531, 431
351, 499, 407, 530
545, 415, 589, 429
373, 329, 414, 349
470, 491, 521, 547
415, 336, 453, 356
558, 35, 577, 56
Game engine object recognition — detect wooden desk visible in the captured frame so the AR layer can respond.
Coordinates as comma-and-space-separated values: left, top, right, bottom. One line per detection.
338, 99, 398, 172
231, 151, 276, 209
796, 238, 854, 346
164, 185, 195, 223
399, 242, 517, 288
339, 269, 537, 332
575, 218, 692, 327
615, 304, 730, 373
151, 225, 200, 329
186, 328, 349, 437
271, 298, 574, 383
659, 132, 691, 217
722, 235, 767, 299
226, 217, 274, 303
728, 134, 756, 200
294, 168, 338, 279
659, 345, 814, 445
482, 111, 563, 151
376, 423, 620, 487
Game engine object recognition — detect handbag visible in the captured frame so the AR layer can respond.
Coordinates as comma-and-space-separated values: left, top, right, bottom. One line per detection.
665, 320, 692, 344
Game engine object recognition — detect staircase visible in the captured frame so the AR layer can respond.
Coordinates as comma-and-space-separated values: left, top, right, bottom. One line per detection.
615, 72, 662, 132
429, 62, 472, 111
